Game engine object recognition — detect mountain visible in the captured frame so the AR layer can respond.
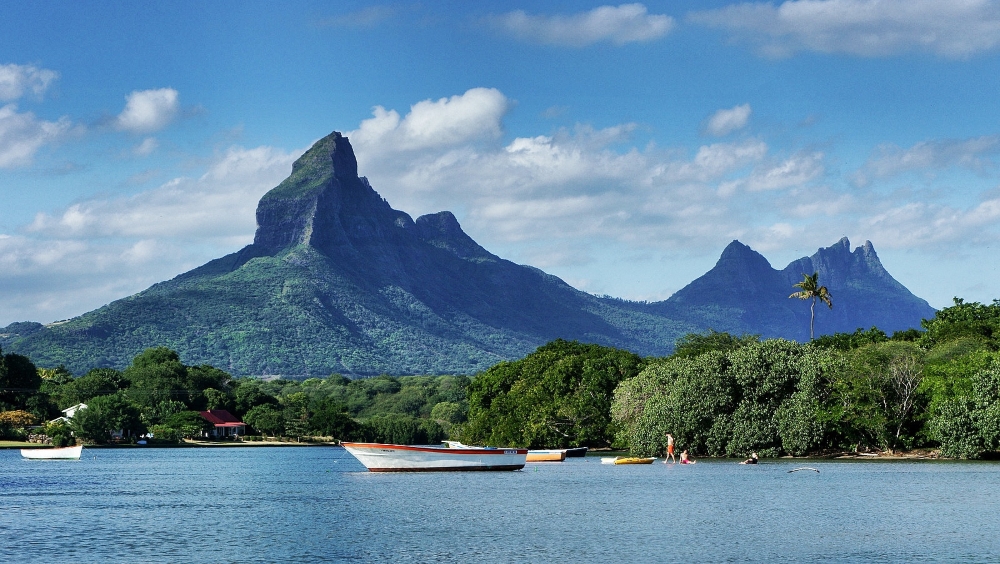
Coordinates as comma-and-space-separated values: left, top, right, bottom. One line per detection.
3, 132, 692, 376
3, 131, 936, 376
652, 238, 936, 341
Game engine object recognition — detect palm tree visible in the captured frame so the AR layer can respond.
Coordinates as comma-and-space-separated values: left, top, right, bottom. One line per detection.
789, 272, 832, 340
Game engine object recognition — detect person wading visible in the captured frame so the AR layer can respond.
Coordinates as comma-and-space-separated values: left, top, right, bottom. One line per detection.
664, 433, 676, 464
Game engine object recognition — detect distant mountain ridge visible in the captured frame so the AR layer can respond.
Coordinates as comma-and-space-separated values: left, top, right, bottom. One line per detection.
652, 238, 936, 341
2, 131, 935, 376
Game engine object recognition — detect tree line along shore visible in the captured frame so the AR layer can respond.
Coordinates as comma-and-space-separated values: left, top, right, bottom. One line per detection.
3, 298, 1000, 460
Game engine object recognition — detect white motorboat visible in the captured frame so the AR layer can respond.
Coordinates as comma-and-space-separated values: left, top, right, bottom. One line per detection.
341, 442, 527, 472
21, 445, 83, 460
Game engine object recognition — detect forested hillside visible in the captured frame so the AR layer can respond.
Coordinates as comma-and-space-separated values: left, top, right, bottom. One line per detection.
2, 132, 932, 376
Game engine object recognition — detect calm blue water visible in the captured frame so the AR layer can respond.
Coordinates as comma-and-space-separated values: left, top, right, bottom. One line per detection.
2, 447, 1000, 563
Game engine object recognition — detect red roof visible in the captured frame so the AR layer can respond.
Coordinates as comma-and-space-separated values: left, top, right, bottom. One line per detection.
199, 409, 245, 426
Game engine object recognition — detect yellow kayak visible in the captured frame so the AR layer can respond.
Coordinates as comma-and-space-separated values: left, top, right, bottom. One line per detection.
613, 457, 656, 465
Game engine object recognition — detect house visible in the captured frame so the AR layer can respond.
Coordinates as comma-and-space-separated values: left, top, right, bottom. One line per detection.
49, 402, 88, 425
199, 409, 246, 438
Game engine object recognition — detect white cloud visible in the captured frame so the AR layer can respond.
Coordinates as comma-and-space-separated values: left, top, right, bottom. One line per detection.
1, 145, 299, 323
859, 196, 1000, 249
494, 3, 675, 47
721, 151, 825, 193
660, 139, 768, 184
28, 145, 297, 240
351, 88, 508, 153
705, 104, 751, 136
690, 0, 1000, 58
133, 137, 159, 156
0, 63, 58, 102
0, 103, 75, 168
349, 90, 776, 256
115, 88, 180, 133
853, 136, 1000, 185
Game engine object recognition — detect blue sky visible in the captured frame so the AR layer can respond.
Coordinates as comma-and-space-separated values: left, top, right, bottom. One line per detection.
3, 1, 1000, 326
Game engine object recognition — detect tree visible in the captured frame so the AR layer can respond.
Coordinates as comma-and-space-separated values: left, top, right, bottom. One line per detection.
790, 272, 833, 340
59, 368, 125, 408
0, 350, 42, 411
672, 330, 759, 358
309, 398, 362, 440
162, 410, 214, 438
282, 392, 310, 439
123, 348, 191, 409
232, 379, 278, 417
462, 340, 645, 449
244, 404, 284, 436
0, 409, 38, 440
70, 392, 144, 444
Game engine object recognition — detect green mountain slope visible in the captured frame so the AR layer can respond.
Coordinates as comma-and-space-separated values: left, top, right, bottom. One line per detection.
4, 131, 935, 376
7, 132, 694, 375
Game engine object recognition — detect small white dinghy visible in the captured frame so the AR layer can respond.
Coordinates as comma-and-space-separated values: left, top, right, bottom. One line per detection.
21, 445, 83, 460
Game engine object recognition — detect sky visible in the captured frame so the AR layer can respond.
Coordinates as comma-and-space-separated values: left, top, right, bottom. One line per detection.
3, 0, 1000, 327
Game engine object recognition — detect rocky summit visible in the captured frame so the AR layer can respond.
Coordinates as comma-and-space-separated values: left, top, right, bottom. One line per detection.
3, 131, 936, 376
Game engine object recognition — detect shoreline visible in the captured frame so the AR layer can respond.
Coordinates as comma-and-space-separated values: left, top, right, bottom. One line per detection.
1, 439, 340, 449
0, 442, 959, 460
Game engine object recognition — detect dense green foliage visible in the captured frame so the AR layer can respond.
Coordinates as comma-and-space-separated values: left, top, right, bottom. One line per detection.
7, 297, 1000, 458
461, 340, 645, 448
0, 344, 473, 446
613, 340, 829, 457
610, 300, 1000, 459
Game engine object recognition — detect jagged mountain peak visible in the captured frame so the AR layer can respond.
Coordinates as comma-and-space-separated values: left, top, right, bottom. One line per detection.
783, 237, 895, 289
3, 131, 937, 376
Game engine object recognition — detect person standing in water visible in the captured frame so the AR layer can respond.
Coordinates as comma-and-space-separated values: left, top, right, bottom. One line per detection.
664, 433, 676, 464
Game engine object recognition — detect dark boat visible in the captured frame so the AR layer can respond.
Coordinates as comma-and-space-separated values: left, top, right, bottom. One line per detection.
564, 447, 588, 457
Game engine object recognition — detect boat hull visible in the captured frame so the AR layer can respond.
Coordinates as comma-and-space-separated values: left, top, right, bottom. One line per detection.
564, 447, 588, 457
526, 449, 567, 462
341, 442, 528, 472
20, 445, 83, 460
613, 457, 656, 465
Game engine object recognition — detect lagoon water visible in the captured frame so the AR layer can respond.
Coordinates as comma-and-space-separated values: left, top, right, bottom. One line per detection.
2, 447, 1000, 563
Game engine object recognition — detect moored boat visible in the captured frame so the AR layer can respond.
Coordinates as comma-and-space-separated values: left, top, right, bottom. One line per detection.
20, 445, 83, 460
526, 449, 567, 462
341, 442, 528, 472
613, 456, 656, 465
564, 447, 588, 457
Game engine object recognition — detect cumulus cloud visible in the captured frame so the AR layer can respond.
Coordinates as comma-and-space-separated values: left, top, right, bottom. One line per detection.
115, 88, 179, 133
28, 145, 296, 240
493, 3, 675, 47
1, 144, 299, 323
348, 90, 782, 256
0, 63, 58, 101
853, 136, 1000, 185
351, 87, 509, 154
690, 0, 1000, 58
705, 104, 752, 137
720, 151, 825, 194
0, 104, 75, 168
859, 196, 1000, 249
345, 88, 1000, 289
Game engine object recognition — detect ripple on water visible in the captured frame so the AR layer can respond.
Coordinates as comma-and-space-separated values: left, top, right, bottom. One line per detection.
3, 449, 1000, 562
